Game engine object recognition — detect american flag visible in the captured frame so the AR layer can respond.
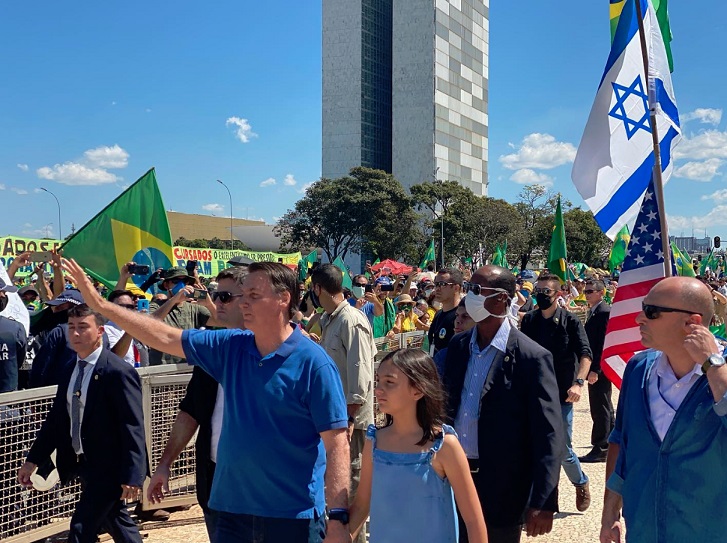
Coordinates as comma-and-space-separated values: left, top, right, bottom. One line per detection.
601, 179, 666, 388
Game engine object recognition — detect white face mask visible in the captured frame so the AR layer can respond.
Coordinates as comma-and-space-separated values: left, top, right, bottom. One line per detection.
352, 286, 365, 299
464, 288, 514, 323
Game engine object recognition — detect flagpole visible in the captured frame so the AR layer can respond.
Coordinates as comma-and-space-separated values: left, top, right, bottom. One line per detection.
634, 0, 671, 277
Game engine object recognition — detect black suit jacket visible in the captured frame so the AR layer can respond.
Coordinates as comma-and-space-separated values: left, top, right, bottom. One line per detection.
584, 302, 611, 374
27, 349, 149, 490
443, 327, 564, 528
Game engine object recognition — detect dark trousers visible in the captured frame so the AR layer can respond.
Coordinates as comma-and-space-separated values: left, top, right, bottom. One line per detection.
215, 511, 326, 543
588, 375, 615, 452
458, 511, 522, 543
68, 475, 142, 543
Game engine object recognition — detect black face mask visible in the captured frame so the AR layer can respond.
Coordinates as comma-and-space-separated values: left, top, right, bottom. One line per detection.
535, 293, 554, 310
309, 289, 321, 309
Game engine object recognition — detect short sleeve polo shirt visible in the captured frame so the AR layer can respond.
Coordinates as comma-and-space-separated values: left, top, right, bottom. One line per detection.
181, 325, 348, 518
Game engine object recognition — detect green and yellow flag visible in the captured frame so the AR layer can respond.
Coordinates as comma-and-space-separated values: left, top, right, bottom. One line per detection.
419, 239, 436, 269
298, 249, 318, 281
61, 168, 174, 289
611, 0, 673, 72
670, 242, 696, 277
490, 244, 504, 267
332, 256, 353, 290
609, 225, 631, 272
700, 250, 719, 275
548, 196, 568, 283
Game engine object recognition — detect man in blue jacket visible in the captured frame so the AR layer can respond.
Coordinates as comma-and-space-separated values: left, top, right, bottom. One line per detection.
601, 277, 727, 543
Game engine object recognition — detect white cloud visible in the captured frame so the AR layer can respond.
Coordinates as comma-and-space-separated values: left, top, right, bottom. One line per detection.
259, 177, 276, 187
297, 182, 314, 194
682, 108, 722, 126
202, 203, 224, 214
84, 144, 129, 169
701, 189, 727, 203
673, 159, 723, 182
499, 133, 577, 170
37, 162, 120, 185
11, 187, 28, 195
22, 224, 54, 237
0, 184, 5, 190
509, 168, 554, 187
23, 222, 32, 228
283, 174, 297, 186
17, 163, 28, 172
669, 206, 727, 230
111, 101, 117, 106
226, 116, 257, 143
33, 188, 43, 193
674, 130, 727, 161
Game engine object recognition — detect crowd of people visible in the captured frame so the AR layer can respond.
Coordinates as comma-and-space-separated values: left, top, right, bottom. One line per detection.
1, 249, 726, 543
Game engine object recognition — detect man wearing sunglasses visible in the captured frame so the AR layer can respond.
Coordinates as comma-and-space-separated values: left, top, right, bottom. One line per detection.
63, 258, 351, 543
443, 266, 563, 542
601, 277, 727, 543
521, 273, 593, 512
579, 280, 613, 464
427, 268, 464, 356
148, 266, 247, 541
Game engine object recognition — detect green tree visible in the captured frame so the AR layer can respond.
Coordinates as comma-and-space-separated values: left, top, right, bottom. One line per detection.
513, 185, 569, 269
274, 168, 420, 263
561, 208, 612, 267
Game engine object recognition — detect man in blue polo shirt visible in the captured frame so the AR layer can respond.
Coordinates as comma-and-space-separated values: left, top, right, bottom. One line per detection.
63, 259, 351, 543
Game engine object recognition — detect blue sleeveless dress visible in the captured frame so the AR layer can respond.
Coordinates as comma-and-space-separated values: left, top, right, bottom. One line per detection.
367, 424, 459, 542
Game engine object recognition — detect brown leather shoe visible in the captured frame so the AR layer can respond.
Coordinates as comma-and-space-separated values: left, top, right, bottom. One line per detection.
575, 482, 591, 512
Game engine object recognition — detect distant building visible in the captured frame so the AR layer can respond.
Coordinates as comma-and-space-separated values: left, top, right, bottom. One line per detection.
322, 0, 489, 195
166, 211, 263, 242
669, 236, 711, 254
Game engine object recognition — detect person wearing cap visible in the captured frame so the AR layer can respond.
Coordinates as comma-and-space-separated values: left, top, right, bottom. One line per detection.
517, 281, 534, 316
18, 285, 40, 311
371, 277, 396, 338
391, 294, 429, 333
0, 277, 28, 393
148, 267, 220, 366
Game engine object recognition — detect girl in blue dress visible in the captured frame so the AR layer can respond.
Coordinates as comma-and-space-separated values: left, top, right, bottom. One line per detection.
349, 349, 488, 542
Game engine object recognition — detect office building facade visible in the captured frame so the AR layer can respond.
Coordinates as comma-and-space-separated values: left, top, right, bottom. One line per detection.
323, 0, 489, 195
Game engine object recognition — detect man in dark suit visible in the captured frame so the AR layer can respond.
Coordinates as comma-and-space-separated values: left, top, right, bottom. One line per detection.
580, 279, 613, 463
443, 265, 564, 543
18, 304, 148, 543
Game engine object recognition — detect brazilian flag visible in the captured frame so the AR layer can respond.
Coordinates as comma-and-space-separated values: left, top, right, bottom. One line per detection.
548, 196, 568, 283
61, 168, 174, 290
332, 256, 353, 290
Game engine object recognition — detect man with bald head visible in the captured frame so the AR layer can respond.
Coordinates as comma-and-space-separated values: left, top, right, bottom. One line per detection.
443, 266, 564, 543
601, 277, 727, 543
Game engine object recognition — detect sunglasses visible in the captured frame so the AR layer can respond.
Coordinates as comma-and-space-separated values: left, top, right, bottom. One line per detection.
462, 282, 499, 296
434, 281, 456, 288
584, 289, 597, 294
641, 302, 703, 320
211, 291, 244, 304
534, 287, 554, 296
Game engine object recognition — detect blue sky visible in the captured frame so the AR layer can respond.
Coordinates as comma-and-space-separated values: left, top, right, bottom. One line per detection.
1, 1, 726, 242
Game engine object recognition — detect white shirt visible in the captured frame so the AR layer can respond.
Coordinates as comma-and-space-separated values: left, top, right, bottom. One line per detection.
104, 321, 135, 367
648, 352, 703, 441
210, 384, 224, 462
66, 345, 103, 454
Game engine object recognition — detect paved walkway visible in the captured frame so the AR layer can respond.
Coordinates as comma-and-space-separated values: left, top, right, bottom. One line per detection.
141, 385, 614, 543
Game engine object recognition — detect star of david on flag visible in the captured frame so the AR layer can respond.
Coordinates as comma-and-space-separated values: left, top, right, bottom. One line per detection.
609, 76, 651, 139
572, 0, 681, 240
601, 177, 665, 388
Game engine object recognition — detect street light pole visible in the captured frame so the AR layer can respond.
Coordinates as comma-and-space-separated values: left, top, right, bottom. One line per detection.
40, 187, 62, 240
217, 180, 233, 250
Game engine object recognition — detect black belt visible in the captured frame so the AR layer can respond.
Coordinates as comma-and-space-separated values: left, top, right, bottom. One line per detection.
468, 458, 479, 473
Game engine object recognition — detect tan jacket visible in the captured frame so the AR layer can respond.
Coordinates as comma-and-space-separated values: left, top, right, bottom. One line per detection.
320, 301, 377, 429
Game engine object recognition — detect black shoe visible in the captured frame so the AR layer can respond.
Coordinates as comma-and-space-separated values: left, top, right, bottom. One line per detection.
578, 450, 608, 463
134, 503, 171, 521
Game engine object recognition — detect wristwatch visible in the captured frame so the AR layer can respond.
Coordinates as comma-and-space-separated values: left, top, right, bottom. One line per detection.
574, 378, 585, 386
702, 353, 726, 375
327, 508, 350, 525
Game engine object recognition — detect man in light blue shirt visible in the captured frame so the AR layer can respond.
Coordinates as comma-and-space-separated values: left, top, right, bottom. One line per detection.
601, 277, 727, 543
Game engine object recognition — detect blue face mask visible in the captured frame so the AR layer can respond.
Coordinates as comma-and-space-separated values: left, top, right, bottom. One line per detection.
520, 289, 530, 297
170, 281, 186, 296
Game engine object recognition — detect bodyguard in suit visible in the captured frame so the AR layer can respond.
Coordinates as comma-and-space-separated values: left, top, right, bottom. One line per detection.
18, 304, 148, 543
443, 266, 564, 543
580, 279, 614, 463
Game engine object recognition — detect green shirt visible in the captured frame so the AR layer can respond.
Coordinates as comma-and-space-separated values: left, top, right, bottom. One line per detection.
148, 301, 211, 365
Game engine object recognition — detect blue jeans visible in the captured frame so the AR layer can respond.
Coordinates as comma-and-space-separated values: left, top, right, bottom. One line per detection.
215, 511, 326, 543
561, 403, 588, 486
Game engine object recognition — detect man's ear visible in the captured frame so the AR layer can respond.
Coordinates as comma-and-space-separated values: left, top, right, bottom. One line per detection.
687, 313, 703, 327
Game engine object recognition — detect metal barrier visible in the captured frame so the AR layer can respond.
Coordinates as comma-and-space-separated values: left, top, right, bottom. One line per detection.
0, 364, 195, 543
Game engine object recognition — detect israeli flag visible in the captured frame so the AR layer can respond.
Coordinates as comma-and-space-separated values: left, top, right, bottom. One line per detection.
571, 0, 680, 240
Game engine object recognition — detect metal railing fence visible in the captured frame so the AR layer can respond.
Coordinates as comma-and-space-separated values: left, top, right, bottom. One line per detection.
0, 364, 194, 543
